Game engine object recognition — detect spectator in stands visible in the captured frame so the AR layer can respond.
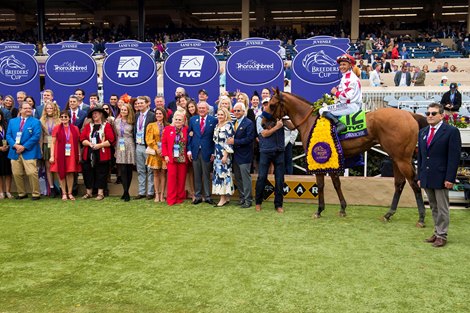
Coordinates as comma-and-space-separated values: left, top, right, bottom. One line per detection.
440, 76, 449, 87
440, 83, 462, 113
429, 56, 437, 63
432, 65, 443, 73
450, 65, 458, 72
391, 43, 399, 59
364, 50, 374, 65
422, 64, 430, 73
369, 64, 383, 87
412, 66, 426, 86
441, 62, 450, 72
400, 47, 409, 59
394, 66, 411, 86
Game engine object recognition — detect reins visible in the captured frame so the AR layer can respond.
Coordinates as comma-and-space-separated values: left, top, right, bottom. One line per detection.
276, 91, 314, 129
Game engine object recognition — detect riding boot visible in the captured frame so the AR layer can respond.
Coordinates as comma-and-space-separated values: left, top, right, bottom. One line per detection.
322, 111, 346, 133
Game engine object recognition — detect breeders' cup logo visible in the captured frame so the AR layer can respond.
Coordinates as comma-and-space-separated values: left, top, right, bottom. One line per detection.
117, 56, 141, 78
293, 46, 343, 85
0, 51, 37, 86
178, 56, 204, 78
236, 60, 275, 71
53, 61, 88, 72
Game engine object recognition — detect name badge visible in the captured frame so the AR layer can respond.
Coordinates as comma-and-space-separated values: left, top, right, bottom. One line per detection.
2, 139, 6, 146
119, 138, 125, 151
15, 132, 22, 144
136, 131, 144, 144
91, 138, 97, 145
47, 135, 53, 148
65, 143, 71, 156
173, 144, 180, 158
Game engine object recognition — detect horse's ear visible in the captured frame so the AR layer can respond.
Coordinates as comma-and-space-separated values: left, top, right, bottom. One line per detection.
272, 87, 280, 95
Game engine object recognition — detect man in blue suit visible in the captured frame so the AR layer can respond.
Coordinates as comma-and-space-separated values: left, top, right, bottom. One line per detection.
6, 101, 42, 200
227, 102, 255, 208
418, 103, 461, 248
68, 95, 87, 130
187, 101, 217, 204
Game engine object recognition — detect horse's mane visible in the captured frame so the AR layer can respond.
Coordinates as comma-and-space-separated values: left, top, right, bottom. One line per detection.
283, 92, 314, 107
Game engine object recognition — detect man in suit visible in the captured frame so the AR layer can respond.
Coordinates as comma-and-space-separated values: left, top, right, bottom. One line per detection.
68, 95, 87, 130
134, 96, 156, 200
411, 67, 426, 86
418, 103, 461, 248
394, 66, 411, 86
74, 88, 90, 113
227, 102, 255, 208
35, 89, 54, 118
6, 101, 42, 200
187, 101, 217, 204
440, 83, 462, 113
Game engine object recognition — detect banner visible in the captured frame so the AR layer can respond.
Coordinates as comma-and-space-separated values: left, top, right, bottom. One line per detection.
0, 41, 40, 104
103, 40, 157, 103
164, 39, 219, 105
291, 36, 350, 102
45, 41, 97, 108
226, 38, 284, 97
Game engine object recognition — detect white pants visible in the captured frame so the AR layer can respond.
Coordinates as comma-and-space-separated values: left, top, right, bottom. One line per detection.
320, 103, 361, 116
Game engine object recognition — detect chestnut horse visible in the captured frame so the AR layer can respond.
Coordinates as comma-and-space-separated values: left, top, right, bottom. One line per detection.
265, 89, 428, 227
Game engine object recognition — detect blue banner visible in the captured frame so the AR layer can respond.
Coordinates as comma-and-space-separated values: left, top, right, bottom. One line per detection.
103, 40, 157, 103
291, 36, 350, 102
225, 38, 284, 97
0, 41, 40, 105
164, 39, 219, 105
45, 41, 97, 108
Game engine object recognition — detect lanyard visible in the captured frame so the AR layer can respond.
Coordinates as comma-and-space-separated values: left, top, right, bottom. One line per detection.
64, 125, 71, 142
138, 112, 146, 131
120, 120, 126, 137
46, 119, 54, 134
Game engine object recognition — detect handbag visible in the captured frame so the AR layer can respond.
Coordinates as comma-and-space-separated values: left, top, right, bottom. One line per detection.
145, 146, 156, 155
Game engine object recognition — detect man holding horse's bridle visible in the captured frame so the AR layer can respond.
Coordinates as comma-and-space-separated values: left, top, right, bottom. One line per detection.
319, 54, 362, 133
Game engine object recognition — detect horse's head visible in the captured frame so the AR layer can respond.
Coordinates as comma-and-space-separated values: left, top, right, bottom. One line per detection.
261, 87, 285, 124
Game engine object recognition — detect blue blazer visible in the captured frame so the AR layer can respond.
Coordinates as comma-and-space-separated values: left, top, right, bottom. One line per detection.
70, 109, 88, 130
6, 116, 42, 160
188, 114, 217, 162
417, 123, 461, 189
233, 117, 255, 164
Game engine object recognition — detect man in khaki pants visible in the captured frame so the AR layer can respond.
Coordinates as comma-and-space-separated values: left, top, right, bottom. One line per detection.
6, 102, 42, 200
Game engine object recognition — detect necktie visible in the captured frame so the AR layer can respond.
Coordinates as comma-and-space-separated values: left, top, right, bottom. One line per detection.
19, 118, 25, 131
426, 127, 435, 147
234, 120, 239, 131
200, 117, 205, 134
72, 111, 77, 125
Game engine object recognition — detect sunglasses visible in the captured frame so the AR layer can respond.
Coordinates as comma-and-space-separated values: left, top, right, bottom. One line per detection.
60, 116, 69, 119
425, 112, 439, 116
103, 108, 110, 111
233, 109, 242, 112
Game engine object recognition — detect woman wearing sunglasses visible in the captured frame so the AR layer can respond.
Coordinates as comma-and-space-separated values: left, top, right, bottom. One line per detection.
49, 110, 81, 200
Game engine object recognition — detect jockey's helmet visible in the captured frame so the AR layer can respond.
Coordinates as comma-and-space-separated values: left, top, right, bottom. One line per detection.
336, 54, 356, 66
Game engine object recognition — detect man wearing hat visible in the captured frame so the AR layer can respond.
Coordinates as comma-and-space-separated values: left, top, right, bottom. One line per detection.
440, 83, 462, 113
319, 53, 362, 133
198, 89, 215, 115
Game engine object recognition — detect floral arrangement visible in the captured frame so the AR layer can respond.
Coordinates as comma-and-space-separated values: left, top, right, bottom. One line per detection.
444, 113, 469, 128
311, 94, 336, 115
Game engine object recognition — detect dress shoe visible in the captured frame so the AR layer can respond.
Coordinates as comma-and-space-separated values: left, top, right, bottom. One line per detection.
276, 207, 284, 213
134, 194, 146, 200
146, 194, 155, 200
241, 202, 251, 208
115, 176, 122, 184
238, 200, 245, 206
205, 199, 215, 205
424, 235, 437, 243
192, 198, 202, 205
432, 237, 447, 248
31, 196, 41, 201
15, 194, 28, 200
124, 194, 130, 202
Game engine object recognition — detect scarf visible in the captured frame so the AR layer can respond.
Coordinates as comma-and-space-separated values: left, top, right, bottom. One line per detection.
56, 123, 80, 180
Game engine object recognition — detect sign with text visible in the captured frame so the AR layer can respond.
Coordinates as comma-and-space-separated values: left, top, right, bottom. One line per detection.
164, 40, 219, 105
0, 41, 40, 103
226, 38, 284, 97
103, 40, 157, 102
45, 41, 97, 108
291, 36, 350, 102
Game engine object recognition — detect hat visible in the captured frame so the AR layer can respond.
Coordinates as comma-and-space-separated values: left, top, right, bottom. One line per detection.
450, 83, 458, 89
441, 75, 448, 80
262, 97, 270, 104
198, 89, 208, 96
87, 105, 108, 119
336, 54, 356, 66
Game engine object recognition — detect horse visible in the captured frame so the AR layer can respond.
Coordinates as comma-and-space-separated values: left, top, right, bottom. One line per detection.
265, 89, 428, 227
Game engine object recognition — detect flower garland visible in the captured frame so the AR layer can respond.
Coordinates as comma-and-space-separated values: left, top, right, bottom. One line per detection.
306, 116, 344, 174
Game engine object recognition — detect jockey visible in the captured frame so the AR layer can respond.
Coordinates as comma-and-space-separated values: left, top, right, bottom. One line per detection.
319, 53, 362, 133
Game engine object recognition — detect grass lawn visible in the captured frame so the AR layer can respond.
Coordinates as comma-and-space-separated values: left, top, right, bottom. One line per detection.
1, 197, 470, 313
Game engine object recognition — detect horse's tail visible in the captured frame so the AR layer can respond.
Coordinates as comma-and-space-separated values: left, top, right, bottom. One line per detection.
410, 112, 428, 129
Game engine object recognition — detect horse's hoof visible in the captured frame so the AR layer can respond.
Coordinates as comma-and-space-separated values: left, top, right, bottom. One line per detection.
381, 215, 391, 222
313, 213, 321, 219
415, 221, 425, 228
338, 211, 347, 217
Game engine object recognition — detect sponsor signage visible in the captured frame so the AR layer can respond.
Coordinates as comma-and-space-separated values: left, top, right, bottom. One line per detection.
0, 41, 40, 103
250, 178, 319, 200
103, 40, 157, 102
45, 41, 97, 108
226, 38, 284, 97
164, 39, 219, 105
291, 36, 350, 102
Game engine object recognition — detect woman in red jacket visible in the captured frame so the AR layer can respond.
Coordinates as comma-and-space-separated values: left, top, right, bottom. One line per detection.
80, 106, 116, 200
161, 110, 188, 205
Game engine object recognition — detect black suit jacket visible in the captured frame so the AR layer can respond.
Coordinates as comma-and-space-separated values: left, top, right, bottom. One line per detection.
394, 71, 411, 86
417, 123, 461, 189
440, 90, 462, 112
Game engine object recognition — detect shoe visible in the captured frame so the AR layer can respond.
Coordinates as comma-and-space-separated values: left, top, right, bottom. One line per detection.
205, 199, 216, 205
276, 207, 284, 213
115, 176, 122, 184
62, 194, 68, 201
214, 201, 229, 207
5, 192, 13, 199
146, 194, 155, 200
68, 194, 76, 201
0, 193, 4, 199
15, 194, 28, 200
82, 193, 93, 199
424, 235, 437, 243
322, 111, 346, 133
31, 196, 41, 201
124, 195, 130, 202
255, 205, 262, 212
192, 198, 202, 205
238, 200, 245, 206
241, 203, 251, 208
432, 237, 447, 248
96, 194, 105, 201
134, 194, 146, 200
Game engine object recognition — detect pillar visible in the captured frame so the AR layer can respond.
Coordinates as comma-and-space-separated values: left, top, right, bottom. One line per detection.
241, 0, 250, 39
351, 0, 360, 42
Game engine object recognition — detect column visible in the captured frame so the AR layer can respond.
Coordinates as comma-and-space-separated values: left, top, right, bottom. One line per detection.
37, 0, 45, 43
241, 0, 250, 39
351, 0, 360, 42
138, 0, 145, 41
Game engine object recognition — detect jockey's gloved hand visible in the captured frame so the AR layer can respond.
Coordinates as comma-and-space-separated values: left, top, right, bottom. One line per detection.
319, 106, 328, 115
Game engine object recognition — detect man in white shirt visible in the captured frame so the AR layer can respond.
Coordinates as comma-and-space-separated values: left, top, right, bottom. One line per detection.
369, 64, 383, 87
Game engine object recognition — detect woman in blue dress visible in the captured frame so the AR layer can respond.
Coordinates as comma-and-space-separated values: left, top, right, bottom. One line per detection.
212, 107, 234, 207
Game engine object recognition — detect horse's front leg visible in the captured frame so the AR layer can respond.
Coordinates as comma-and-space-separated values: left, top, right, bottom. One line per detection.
313, 174, 325, 218
331, 174, 347, 217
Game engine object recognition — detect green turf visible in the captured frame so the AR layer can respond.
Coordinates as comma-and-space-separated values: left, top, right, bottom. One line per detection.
1, 197, 469, 313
